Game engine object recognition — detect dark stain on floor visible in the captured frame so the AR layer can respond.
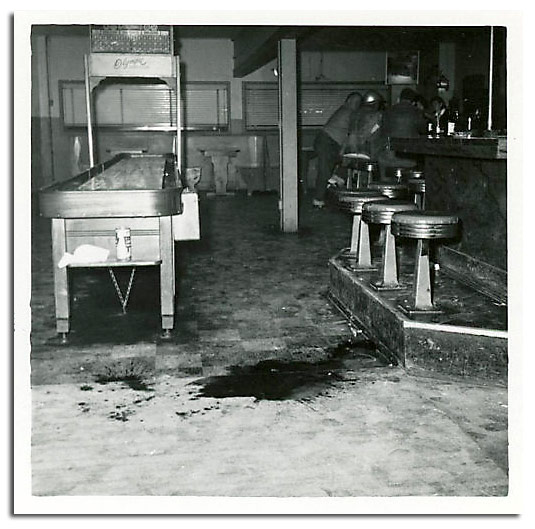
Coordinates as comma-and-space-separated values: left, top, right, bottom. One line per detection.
189, 339, 390, 401
92, 358, 155, 391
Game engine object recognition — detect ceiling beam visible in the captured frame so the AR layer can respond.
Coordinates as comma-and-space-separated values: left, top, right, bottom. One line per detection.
232, 26, 314, 78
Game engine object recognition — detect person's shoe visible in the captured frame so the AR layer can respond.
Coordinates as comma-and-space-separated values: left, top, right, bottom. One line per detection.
327, 175, 345, 187
312, 199, 325, 209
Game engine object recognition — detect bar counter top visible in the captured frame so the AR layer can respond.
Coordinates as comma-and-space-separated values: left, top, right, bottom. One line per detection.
390, 135, 507, 160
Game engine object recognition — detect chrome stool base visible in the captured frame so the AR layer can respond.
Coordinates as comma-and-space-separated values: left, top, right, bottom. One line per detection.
371, 281, 406, 291
397, 303, 443, 316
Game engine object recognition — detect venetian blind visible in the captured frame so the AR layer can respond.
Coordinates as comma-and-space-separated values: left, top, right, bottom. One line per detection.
243, 82, 391, 130
60, 81, 230, 131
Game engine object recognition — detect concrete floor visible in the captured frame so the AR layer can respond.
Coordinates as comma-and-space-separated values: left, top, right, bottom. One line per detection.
30, 192, 508, 498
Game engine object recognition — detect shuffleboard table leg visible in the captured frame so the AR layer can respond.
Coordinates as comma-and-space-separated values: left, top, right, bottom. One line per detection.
159, 216, 175, 333
51, 218, 70, 336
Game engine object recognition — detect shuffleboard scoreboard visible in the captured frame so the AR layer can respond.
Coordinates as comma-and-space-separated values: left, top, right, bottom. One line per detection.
90, 24, 174, 55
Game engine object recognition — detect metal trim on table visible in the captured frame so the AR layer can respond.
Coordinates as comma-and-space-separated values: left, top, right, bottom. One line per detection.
67, 259, 162, 268
40, 189, 182, 218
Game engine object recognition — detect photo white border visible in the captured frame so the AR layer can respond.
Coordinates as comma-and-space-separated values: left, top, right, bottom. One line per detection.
10, 5, 527, 518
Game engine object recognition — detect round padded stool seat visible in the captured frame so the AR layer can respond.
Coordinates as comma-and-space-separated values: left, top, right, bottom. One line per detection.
336, 189, 384, 213
362, 199, 418, 224
342, 153, 371, 166
408, 178, 426, 194
391, 211, 459, 239
368, 181, 409, 199
410, 169, 424, 179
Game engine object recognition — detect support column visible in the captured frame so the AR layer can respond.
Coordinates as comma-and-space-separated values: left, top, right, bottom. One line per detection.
438, 41, 456, 104
32, 34, 54, 188
278, 39, 298, 233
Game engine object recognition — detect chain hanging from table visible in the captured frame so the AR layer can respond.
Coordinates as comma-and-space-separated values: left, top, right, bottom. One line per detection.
108, 267, 136, 313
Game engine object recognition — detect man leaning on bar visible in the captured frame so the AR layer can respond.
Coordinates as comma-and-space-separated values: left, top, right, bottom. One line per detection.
377, 87, 427, 180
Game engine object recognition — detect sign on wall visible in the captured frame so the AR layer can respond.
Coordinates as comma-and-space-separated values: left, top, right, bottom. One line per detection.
385, 51, 420, 85
89, 54, 175, 78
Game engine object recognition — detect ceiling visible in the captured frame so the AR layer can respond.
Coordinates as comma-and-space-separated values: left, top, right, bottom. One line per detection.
31, 24, 496, 77
31, 24, 493, 45
298, 26, 493, 51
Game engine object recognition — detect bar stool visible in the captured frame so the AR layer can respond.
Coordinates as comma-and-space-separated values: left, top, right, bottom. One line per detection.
368, 181, 409, 199
391, 211, 460, 314
361, 200, 418, 289
336, 189, 385, 266
408, 178, 426, 209
342, 154, 376, 189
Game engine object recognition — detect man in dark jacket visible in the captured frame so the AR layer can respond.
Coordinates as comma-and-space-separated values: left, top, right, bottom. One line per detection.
377, 88, 427, 179
312, 92, 362, 208
346, 89, 384, 161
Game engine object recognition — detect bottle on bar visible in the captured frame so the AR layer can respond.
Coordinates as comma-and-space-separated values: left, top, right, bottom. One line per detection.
446, 98, 460, 136
447, 110, 459, 136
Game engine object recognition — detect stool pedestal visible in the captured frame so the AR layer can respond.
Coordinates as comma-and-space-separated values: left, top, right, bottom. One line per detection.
413, 239, 435, 311
385, 167, 412, 182
355, 217, 374, 269
349, 214, 361, 255
408, 178, 426, 209
378, 223, 400, 289
348, 213, 376, 271
362, 200, 418, 290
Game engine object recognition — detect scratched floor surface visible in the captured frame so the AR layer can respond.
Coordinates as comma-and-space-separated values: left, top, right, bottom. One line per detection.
29, 193, 508, 499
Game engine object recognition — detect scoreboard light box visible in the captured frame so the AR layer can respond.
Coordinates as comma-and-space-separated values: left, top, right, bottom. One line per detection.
90, 25, 174, 55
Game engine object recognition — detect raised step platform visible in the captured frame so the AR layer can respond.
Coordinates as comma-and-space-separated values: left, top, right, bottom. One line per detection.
328, 248, 508, 383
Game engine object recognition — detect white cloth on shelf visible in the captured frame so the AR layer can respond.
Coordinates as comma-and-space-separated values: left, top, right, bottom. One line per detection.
58, 245, 110, 268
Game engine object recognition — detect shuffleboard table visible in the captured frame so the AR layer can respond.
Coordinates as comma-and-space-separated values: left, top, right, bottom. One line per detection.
39, 153, 199, 341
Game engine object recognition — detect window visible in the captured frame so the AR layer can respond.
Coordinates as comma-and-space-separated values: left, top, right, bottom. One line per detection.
183, 83, 229, 131
60, 80, 230, 131
242, 82, 279, 130
243, 81, 391, 130
60, 81, 88, 127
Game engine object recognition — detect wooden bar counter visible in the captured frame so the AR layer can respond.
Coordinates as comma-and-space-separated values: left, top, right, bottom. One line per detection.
328, 135, 508, 381
390, 135, 507, 301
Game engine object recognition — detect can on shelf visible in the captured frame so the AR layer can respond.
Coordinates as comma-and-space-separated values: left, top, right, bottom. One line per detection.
115, 227, 132, 261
